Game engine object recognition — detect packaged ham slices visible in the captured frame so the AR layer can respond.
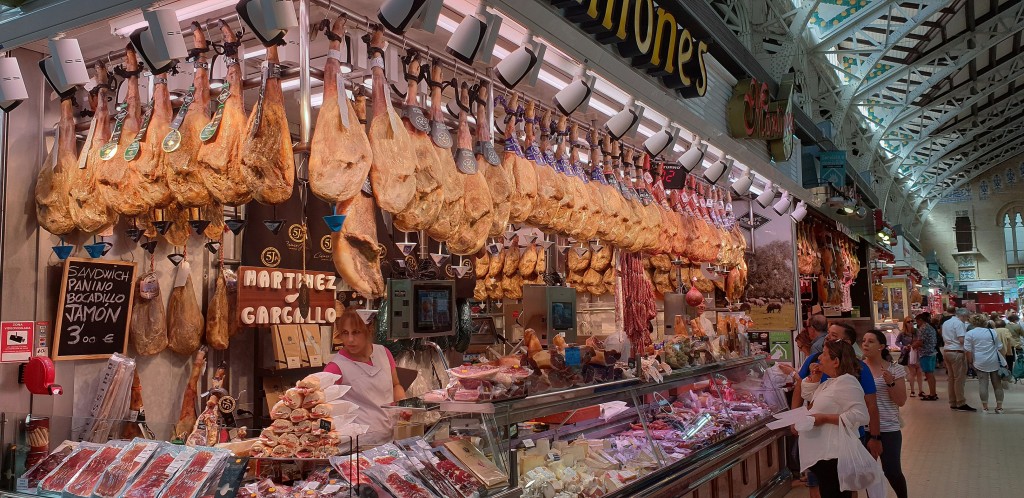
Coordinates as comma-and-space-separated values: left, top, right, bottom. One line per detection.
159, 447, 230, 498
363, 463, 436, 498
17, 441, 77, 492
62, 440, 128, 498
37, 442, 103, 497
90, 438, 161, 498
119, 445, 196, 498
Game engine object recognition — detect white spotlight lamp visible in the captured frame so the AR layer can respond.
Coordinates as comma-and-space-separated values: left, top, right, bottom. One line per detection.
445, 5, 501, 64
0, 57, 29, 112
236, 0, 298, 47
604, 98, 642, 140
678, 139, 707, 172
553, 66, 595, 116
377, 0, 443, 35
494, 34, 546, 89
790, 201, 808, 222
731, 169, 754, 196
39, 38, 89, 100
755, 181, 776, 208
644, 124, 679, 158
704, 157, 733, 184
129, 9, 188, 75
773, 191, 793, 215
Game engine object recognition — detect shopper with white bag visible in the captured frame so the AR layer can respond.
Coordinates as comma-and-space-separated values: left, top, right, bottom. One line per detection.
796, 341, 883, 498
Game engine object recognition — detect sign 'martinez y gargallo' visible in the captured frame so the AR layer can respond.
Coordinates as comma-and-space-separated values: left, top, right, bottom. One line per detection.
552, 0, 710, 98
727, 74, 796, 162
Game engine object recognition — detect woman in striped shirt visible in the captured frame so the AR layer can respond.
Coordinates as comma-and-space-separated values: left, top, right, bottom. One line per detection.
861, 329, 908, 498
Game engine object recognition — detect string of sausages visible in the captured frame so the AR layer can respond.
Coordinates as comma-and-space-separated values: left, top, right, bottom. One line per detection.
620, 251, 656, 356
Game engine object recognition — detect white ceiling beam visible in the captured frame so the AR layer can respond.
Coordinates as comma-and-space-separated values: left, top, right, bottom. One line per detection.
810, 0, 904, 51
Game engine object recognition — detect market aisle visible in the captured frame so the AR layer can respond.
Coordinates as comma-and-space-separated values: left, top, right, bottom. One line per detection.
785, 371, 1024, 498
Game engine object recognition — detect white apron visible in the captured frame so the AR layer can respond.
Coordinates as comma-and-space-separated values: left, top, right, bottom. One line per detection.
329, 344, 394, 444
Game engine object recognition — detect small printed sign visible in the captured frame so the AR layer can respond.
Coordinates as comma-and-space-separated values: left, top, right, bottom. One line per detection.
1, 321, 34, 363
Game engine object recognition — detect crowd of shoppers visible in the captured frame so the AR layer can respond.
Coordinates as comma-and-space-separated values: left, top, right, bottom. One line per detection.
787, 308, 1021, 497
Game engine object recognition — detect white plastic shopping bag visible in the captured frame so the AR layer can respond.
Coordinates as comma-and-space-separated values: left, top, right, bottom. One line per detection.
837, 420, 884, 494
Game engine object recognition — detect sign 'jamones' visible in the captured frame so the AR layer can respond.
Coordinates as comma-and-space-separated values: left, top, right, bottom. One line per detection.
553, 0, 710, 98
727, 75, 796, 162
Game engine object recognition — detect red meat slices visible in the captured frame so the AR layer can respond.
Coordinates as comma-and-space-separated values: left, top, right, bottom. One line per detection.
63, 445, 124, 497
122, 453, 177, 498
38, 445, 100, 495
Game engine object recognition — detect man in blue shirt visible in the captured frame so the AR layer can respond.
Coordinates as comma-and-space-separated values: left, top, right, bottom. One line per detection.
807, 314, 828, 357
791, 322, 883, 458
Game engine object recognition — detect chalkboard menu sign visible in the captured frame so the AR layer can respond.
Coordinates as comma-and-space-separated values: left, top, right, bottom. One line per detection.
52, 258, 136, 360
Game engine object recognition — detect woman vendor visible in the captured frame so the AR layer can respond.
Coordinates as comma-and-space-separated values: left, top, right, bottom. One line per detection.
324, 307, 406, 442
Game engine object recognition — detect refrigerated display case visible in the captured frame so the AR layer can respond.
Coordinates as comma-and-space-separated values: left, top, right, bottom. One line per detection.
436, 355, 792, 498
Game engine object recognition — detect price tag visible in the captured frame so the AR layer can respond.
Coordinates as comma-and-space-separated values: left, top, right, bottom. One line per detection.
166, 451, 192, 474
522, 438, 535, 449
135, 442, 158, 463
320, 419, 332, 432
416, 439, 431, 450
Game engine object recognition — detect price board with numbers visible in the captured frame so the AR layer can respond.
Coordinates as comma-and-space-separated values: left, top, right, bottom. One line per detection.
661, 163, 686, 190
52, 258, 136, 360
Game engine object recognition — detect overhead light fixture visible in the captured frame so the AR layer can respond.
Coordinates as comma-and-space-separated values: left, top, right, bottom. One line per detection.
790, 201, 808, 222
731, 169, 754, 196
773, 191, 793, 215
704, 157, 733, 184
755, 181, 776, 208
129, 9, 188, 76
39, 38, 89, 100
644, 125, 679, 158
377, 0, 443, 34
838, 197, 856, 215
604, 98, 642, 140
446, 5, 501, 64
494, 34, 546, 89
553, 66, 594, 116
678, 139, 707, 172
0, 57, 29, 112
855, 206, 868, 218
236, 0, 298, 47
110, 0, 238, 37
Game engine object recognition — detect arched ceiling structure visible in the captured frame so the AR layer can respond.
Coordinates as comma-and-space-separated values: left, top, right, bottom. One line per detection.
708, 0, 1024, 240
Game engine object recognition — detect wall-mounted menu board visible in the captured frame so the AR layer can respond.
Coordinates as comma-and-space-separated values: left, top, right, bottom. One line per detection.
52, 258, 136, 360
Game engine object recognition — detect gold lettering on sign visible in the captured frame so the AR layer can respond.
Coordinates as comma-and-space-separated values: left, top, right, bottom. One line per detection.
559, 0, 708, 97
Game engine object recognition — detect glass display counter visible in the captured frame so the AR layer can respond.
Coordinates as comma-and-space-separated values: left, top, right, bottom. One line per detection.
436, 355, 792, 498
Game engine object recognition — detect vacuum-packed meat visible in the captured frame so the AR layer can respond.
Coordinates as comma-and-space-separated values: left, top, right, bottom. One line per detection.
61, 442, 126, 497
92, 439, 159, 498
18, 441, 76, 491
131, 272, 167, 355
162, 449, 228, 498
37, 442, 101, 497
121, 446, 194, 498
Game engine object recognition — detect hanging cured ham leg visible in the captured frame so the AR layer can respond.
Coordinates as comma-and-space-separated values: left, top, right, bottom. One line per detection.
96, 46, 149, 217
448, 82, 494, 255
197, 21, 252, 206
167, 261, 204, 355
131, 56, 174, 210
174, 347, 207, 440
393, 52, 443, 231
309, 17, 371, 203
35, 94, 77, 235
241, 44, 295, 204
477, 83, 513, 236
425, 62, 465, 242
166, 22, 213, 208
508, 100, 538, 224
332, 192, 385, 299
367, 26, 416, 213
68, 62, 118, 233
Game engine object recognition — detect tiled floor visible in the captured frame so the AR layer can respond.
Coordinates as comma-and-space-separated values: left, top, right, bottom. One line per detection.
785, 368, 1024, 497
